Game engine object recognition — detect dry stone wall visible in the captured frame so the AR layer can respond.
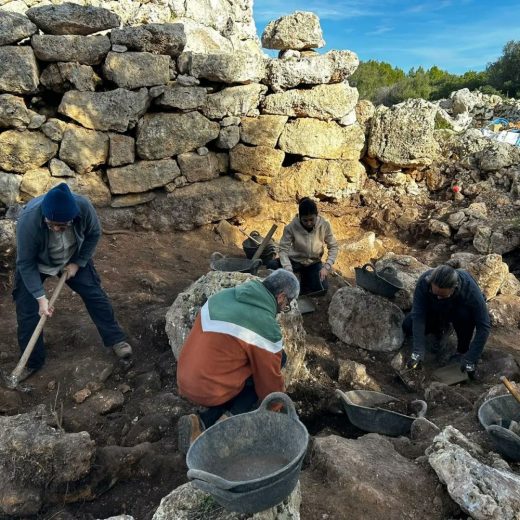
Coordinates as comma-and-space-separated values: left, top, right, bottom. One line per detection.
0, 2, 365, 230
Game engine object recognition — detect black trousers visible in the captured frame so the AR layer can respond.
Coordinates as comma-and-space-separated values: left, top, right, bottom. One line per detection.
267, 258, 327, 295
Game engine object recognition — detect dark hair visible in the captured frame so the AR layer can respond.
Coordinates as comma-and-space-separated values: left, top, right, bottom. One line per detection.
427, 265, 459, 289
298, 197, 318, 217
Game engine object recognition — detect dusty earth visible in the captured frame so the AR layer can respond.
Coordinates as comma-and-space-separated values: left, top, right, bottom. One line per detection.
0, 221, 519, 520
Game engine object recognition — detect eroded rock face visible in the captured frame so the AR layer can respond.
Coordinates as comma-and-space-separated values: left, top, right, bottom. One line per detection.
0, 130, 57, 173
40, 62, 102, 93
0, 46, 39, 95
154, 85, 207, 111
0, 172, 22, 207
0, 94, 32, 129
0, 11, 37, 46
202, 84, 268, 119
32, 34, 111, 65
59, 125, 109, 174
240, 115, 287, 147
229, 143, 285, 179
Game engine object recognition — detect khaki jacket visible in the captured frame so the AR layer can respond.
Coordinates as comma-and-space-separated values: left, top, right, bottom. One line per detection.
279, 215, 338, 269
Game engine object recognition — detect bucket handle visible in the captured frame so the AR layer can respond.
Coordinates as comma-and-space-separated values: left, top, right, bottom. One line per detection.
250, 258, 262, 271
258, 392, 298, 421
211, 251, 225, 263
187, 469, 236, 490
411, 399, 427, 418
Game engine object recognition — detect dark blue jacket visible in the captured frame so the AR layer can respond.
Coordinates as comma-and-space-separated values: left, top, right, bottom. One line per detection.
16, 193, 101, 299
411, 269, 491, 361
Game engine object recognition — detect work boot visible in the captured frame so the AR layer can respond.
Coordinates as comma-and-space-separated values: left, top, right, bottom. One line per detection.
406, 353, 422, 370
461, 361, 476, 380
111, 341, 133, 359
178, 414, 205, 455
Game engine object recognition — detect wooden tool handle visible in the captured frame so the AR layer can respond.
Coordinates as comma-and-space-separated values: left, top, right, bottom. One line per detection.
500, 376, 520, 404
10, 271, 68, 383
251, 224, 278, 261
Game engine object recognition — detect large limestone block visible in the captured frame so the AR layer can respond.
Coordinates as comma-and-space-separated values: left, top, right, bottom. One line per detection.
40, 62, 101, 92
179, 51, 266, 84
263, 82, 359, 121
0, 11, 37, 45
0, 171, 21, 206
488, 295, 520, 327
68, 171, 111, 207
177, 151, 219, 182
58, 88, 150, 132
329, 286, 404, 351
31, 34, 111, 65
0, 130, 57, 173
464, 254, 510, 300
265, 50, 359, 92
279, 119, 365, 160
0, 46, 39, 94
108, 134, 135, 167
154, 85, 207, 111
103, 52, 170, 89
176, 18, 233, 53
229, 143, 284, 178
473, 225, 520, 255
136, 112, 219, 160
240, 115, 287, 147
26, 3, 120, 35
107, 159, 181, 194
335, 232, 384, 278
269, 159, 366, 202
165, 176, 266, 231
111, 192, 156, 209
262, 11, 324, 50
0, 94, 32, 129
368, 99, 441, 168
202, 83, 267, 119
110, 24, 186, 57
427, 426, 520, 520
20, 167, 53, 197
59, 125, 109, 174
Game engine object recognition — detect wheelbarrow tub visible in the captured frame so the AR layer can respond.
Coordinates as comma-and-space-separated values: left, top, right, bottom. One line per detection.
336, 389, 427, 437
210, 252, 262, 275
354, 263, 403, 298
478, 394, 520, 461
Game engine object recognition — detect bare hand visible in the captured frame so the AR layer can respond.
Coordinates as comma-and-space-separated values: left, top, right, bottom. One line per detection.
38, 297, 54, 317
64, 263, 80, 280
319, 267, 330, 282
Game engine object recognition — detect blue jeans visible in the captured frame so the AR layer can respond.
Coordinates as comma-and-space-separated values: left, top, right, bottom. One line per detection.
13, 261, 126, 371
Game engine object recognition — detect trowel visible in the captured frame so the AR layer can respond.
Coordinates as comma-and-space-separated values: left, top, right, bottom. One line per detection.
432, 363, 469, 385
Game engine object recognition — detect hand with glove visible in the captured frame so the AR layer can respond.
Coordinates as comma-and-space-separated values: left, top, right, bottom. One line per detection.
406, 352, 422, 370
460, 360, 476, 379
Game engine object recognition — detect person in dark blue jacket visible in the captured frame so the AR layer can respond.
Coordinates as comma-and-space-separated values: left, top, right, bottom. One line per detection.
403, 264, 491, 378
13, 183, 132, 381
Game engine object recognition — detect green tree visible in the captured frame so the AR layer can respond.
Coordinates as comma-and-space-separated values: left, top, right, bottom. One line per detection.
487, 40, 520, 97
349, 60, 405, 101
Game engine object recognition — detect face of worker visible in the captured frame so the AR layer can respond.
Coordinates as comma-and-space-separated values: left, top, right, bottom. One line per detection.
276, 292, 292, 314
299, 213, 317, 231
430, 283, 456, 300
45, 218, 72, 233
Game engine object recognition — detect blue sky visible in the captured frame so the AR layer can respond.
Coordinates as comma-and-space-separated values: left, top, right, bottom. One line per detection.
253, 0, 520, 74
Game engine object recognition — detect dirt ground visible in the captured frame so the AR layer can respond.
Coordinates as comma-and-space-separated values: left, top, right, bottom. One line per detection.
0, 226, 519, 520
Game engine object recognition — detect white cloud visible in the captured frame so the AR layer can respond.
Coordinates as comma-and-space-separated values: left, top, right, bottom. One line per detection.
366, 26, 393, 36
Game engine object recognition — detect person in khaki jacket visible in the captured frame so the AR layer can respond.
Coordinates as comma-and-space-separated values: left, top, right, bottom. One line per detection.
269, 198, 338, 295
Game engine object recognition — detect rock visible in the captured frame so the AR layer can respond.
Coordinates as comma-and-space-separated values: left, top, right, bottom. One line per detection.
427, 426, 520, 519
448, 210, 466, 230
265, 50, 359, 92
488, 295, 520, 327
229, 144, 284, 179
164, 177, 266, 231
59, 88, 150, 132
59, 125, 109, 174
499, 273, 520, 296
0, 171, 21, 206
311, 434, 451, 520
49, 158, 75, 177
464, 254, 509, 300
20, 167, 53, 197
152, 481, 301, 520
428, 219, 451, 238
279, 119, 365, 160
338, 359, 381, 391
67, 172, 111, 207
329, 286, 405, 352
334, 231, 383, 278
111, 192, 156, 208
176, 74, 200, 87
40, 62, 102, 92
0, 218, 16, 271
31, 34, 111, 66
0, 46, 39, 95
269, 158, 366, 202
103, 52, 171, 89
466, 202, 488, 219
26, 3, 120, 35
87, 390, 125, 415
179, 18, 233, 54
72, 388, 92, 404
426, 169, 449, 191
355, 99, 375, 133
450, 88, 481, 115
368, 99, 441, 168
262, 11, 324, 50
177, 151, 220, 182
136, 112, 219, 160
0, 130, 57, 173
410, 417, 440, 442
263, 82, 358, 121
202, 84, 268, 119
107, 159, 181, 194
478, 349, 520, 385
138, 392, 187, 418
221, 116, 240, 127
477, 141, 520, 172
0, 11, 37, 46
108, 134, 135, 168
473, 225, 520, 255
0, 94, 32, 129
0, 388, 22, 414
240, 115, 287, 147
110, 24, 186, 57
216, 126, 240, 150
154, 85, 207, 111
0, 406, 95, 517
41, 118, 68, 142
123, 414, 170, 447
180, 51, 265, 84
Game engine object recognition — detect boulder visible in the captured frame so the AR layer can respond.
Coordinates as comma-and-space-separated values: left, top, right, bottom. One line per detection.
108, 134, 135, 168
0, 46, 39, 94
41, 118, 68, 142
216, 125, 240, 150
278, 119, 365, 160
179, 51, 265, 84
356, 99, 376, 133
338, 359, 381, 391
0, 11, 37, 46
473, 226, 520, 255
265, 50, 359, 92
368, 99, 441, 168
450, 88, 481, 115
0, 171, 21, 206
178, 18, 233, 54
329, 286, 405, 352
31, 34, 111, 65
261, 11, 324, 50
49, 158, 75, 177
427, 426, 520, 519
463, 253, 509, 300
40, 62, 102, 92
67, 172, 112, 207
0, 218, 16, 272
488, 295, 520, 327
269, 158, 366, 202
58, 88, 150, 132
0, 130, 57, 173
262, 82, 358, 121
477, 141, 520, 172
240, 115, 287, 147
165, 270, 307, 386
177, 151, 219, 182
334, 231, 384, 278
111, 192, 156, 209
202, 84, 268, 119
499, 273, 520, 296
229, 144, 284, 179
20, 167, 53, 197
154, 85, 207, 111
136, 112, 219, 160
428, 219, 451, 238
103, 52, 171, 89
107, 159, 181, 194
59, 125, 109, 174
110, 24, 186, 57
0, 94, 32, 129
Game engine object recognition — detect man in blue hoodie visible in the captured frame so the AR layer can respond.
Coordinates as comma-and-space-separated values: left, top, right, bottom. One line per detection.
13, 183, 132, 380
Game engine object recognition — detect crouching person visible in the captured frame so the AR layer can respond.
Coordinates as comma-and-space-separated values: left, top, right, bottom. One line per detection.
176, 269, 300, 453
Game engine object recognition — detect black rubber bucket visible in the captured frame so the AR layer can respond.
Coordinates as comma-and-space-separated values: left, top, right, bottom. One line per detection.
210, 252, 262, 275
355, 263, 403, 298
